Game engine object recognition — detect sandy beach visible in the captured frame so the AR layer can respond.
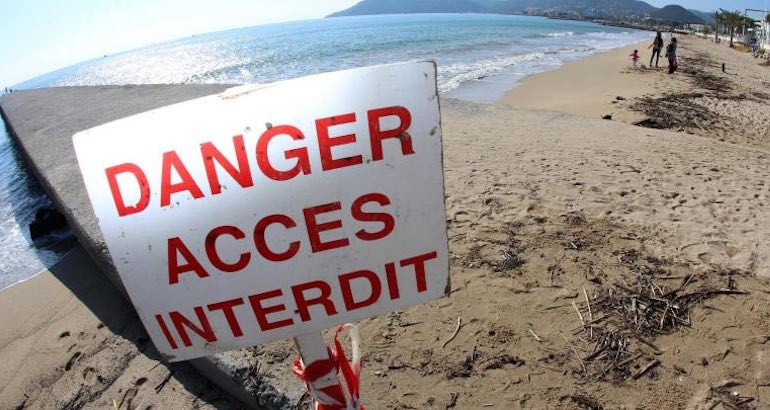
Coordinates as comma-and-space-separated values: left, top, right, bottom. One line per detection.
238, 35, 770, 408
0, 247, 242, 409
506, 35, 770, 147
2, 33, 770, 409
503, 40, 682, 123
355, 35, 770, 408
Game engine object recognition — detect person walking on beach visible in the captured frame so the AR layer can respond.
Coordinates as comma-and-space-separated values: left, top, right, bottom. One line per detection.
648, 31, 664, 68
666, 37, 678, 74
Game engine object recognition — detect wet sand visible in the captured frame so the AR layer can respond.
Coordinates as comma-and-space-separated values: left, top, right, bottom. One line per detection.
504, 40, 662, 123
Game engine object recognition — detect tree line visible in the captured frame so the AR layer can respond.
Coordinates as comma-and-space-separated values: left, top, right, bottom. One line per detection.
711, 9, 768, 48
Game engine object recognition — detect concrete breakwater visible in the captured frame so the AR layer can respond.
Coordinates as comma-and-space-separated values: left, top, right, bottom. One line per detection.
0, 85, 305, 409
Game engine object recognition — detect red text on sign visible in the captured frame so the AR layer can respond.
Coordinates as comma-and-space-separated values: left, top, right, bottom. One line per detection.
105, 106, 413, 217
166, 192, 395, 285
154, 250, 438, 349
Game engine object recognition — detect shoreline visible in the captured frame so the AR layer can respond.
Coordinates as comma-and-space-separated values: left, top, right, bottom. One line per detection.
0, 117, 75, 291
502, 34, 770, 147
502, 38, 672, 123
445, 33, 650, 103
504, 39, 651, 119
0, 248, 74, 292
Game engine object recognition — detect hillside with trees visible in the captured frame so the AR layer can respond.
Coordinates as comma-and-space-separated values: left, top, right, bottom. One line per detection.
328, 0, 705, 25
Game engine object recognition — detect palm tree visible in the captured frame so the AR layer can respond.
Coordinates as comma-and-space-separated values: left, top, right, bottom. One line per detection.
742, 16, 759, 32
719, 9, 744, 47
713, 11, 722, 43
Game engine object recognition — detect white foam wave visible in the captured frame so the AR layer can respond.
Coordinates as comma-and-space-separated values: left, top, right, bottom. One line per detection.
544, 31, 575, 37
438, 30, 650, 94
437, 51, 554, 93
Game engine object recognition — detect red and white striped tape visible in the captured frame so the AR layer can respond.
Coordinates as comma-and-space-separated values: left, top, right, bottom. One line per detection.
293, 324, 365, 410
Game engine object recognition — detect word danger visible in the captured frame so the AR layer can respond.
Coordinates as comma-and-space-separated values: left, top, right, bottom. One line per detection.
105, 106, 413, 217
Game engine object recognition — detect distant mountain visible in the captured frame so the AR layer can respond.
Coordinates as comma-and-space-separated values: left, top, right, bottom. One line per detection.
688, 9, 715, 25
327, 0, 483, 17
650, 5, 701, 24
475, 0, 656, 18
328, 0, 705, 24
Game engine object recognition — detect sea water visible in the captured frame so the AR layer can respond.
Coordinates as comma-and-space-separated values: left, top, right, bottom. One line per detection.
0, 116, 75, 289
18, 14, 648, 98
2, 14, 648, 288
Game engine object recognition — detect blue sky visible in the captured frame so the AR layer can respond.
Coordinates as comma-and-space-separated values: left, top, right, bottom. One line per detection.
1, 0, 768, 87
0, 0, 358, 87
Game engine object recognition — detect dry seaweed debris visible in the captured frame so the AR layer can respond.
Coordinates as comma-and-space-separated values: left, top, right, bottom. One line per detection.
592, 274, 747, 337
631, 92, 727, 132
630, 52, 749, 133
569, 268, 748, 383
462, 226, 527, 273
710, 382, 757, 410
575, 328, 639, 383
494, 248, 525, 271
559, 394, 604, 410
688, 381, 758, 410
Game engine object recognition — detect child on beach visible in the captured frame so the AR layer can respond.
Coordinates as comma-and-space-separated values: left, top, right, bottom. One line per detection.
666, 38, 678, 74
629, 49, 640, 68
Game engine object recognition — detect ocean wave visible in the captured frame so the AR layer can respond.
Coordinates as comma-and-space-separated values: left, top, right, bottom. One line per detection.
544, 31, 576, 37
437, 51, 555, 93
436, 30, 648, 94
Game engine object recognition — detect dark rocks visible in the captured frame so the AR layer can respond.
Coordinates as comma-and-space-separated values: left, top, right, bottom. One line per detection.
29, 206, 68, 240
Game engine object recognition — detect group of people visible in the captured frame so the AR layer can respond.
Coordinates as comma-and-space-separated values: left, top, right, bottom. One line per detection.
629, 31, 678, 74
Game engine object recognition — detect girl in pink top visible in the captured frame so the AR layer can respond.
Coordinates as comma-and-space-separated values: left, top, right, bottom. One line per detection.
629, 49, 640, 68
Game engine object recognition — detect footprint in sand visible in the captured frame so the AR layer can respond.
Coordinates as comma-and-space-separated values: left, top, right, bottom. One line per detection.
82, 366, 98, 383
65, 351, 81, 371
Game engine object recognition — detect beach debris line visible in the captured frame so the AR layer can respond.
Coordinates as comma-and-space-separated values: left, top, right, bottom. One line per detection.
559, 394, 604, 410
567, 268, 749, 383
630, 50, 768, 142
632, 91, 722, 132
685, 380, 758, 409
